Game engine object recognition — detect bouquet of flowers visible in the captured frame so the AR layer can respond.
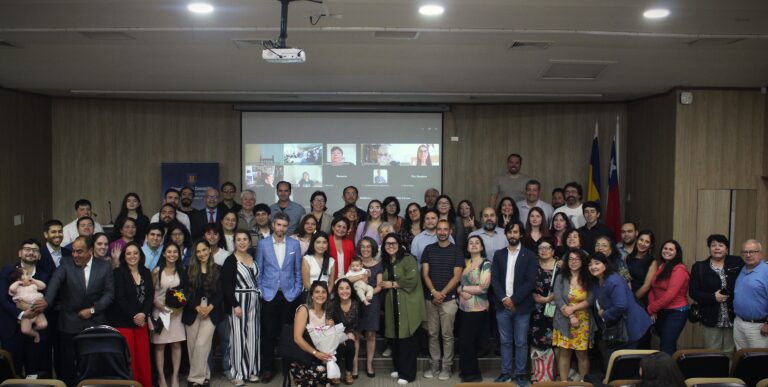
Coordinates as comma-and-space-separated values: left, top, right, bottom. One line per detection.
165, 288, 187, 315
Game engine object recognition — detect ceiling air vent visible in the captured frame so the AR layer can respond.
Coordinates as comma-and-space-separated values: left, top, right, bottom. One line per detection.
232, 38, 272, 49
78, 31, 135, 40
373, 31, 420, 40
540, 60, 615, 81
687, 38, 744, 46
508, 40, 553, 50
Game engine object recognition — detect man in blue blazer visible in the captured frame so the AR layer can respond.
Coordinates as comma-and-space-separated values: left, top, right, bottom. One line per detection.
0, 239, 52, 377
256, 212, 303, 383
490, 222, 538, 387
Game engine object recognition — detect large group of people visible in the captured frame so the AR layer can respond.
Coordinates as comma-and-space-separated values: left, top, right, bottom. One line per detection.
1, 153, 767, 387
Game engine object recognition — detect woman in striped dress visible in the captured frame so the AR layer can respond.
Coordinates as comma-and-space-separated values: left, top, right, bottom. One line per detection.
222, 230, 261, 385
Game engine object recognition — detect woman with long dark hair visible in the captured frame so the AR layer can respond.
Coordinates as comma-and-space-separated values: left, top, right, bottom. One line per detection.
330, 217, 356, 279
290, 281, 333, 387
219, 210, 239, 253
328, 278, 362, 384
647, 240, 690, 355
113, 192, 150, 243
552, 249, 595, 382
550, 212, 574, 258
380, 233, 425, 385
529, 237, 558, 350
222, 231, 261, 385
107, 241, 154, 387
496, 197, 520, 229
399, 203, 422, 252
293, 214, 319, 256
382, 196, 404, 233
594, 235, 632, 283
455, 200, 480, 252
183, 240, 223, 387
413, 144, 432, 166
637, 352, 686, 387
355, 200, 384, 246
521, 207, 550, 250
151, 242, 188, 387
303, 231, 336, 295
589, 253, 652, 359
165, 223, 193, 266
109, 217, 137, 262
456, 235, 491, 382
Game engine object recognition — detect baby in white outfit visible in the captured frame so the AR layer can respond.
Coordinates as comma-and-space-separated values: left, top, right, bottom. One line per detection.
344, 258, 373, 305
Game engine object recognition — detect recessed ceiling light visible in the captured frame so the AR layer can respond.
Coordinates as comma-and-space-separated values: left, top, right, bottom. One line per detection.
188, 2, 214, 14
419, 4, 444, 16
643, 8, 670, 19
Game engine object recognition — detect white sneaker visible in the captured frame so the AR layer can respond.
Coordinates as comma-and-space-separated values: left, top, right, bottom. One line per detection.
390, 371, 399, 378
248, 375, 259, 382
438, 369, 451, 381
232, 379, 245, 386
382, 347, 392, 357
424, 364, 438, 379
397, 379, 408, 385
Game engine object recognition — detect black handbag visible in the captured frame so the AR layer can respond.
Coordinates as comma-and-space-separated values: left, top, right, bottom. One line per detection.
603, 317, 629, 347
688, 263, 704, 323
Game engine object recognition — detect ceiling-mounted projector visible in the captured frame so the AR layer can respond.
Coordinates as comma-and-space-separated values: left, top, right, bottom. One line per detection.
262, 48, 306, 63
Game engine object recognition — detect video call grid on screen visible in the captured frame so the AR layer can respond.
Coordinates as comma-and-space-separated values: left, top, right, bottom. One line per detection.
241, 112, 443, 212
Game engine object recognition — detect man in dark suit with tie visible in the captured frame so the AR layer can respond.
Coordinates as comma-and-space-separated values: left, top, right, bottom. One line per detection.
0, 239, 52, 377
38, 219, 71, 276
255, 212, 303, 383
191, 187, 224, 239
33, 236, 114, 387
490, 221, 538, 387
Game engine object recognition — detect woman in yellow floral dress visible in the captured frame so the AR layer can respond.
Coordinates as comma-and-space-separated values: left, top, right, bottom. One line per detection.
552, 248, 596, 382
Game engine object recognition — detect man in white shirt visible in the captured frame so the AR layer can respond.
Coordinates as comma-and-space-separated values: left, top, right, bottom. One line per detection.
469, 208, 508, 261
62, 199, 105, 246
516, 179, 554, 226
150, 188, 191, 232
552, 182, 586, 229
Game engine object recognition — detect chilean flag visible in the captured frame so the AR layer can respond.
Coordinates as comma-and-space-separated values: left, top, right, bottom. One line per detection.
586, 124, 602, 205
606, 125, 621, 240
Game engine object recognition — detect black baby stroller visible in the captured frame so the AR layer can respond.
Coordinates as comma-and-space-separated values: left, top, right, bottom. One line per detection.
72, 325, 133, 384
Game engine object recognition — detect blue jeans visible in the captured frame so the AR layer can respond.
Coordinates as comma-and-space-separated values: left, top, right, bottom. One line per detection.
656, 308, 688, 355
208, 317, 231, 373
496, 307, 530, 377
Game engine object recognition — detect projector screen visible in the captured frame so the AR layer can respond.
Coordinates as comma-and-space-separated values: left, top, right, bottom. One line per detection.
241, 112, 443, 213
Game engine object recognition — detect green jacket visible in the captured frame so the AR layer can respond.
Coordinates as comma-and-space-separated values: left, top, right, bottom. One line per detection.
383, 254, 426, 339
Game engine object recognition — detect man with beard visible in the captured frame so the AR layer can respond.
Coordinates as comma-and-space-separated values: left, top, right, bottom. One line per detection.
0, 239, 52, 377
39, 220, 70, 275
256, 213, 303, 383
552, 181, 586, 228
179, 186, 198, 217
421, 188, 440, 214
616, 222, 639, 260
551, 188, 566, 209
420, 220, 464, 380
516, 180, 554, 226
411, 210, 455, 265
489, 153, 530, 206
468, 208, 508, 262
490, 222, 537, 386
150, 188, 192, 233
269, 181, 305, 235
156, 204, 182, 233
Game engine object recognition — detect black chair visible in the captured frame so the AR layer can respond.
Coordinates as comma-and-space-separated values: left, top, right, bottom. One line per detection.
731, 348, 768, 387
603, 350, 658, 384
608, 380, 641, 387
0, 350, 18, 382
685, 377, 746, 387
76, 380, 141, 387
72, 325, 133, 384
674, 349, 730, 379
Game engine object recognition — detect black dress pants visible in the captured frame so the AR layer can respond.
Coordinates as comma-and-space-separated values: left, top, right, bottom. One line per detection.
260, 291, 299, 374
390, 335, 418, 382
458, 310, 488, 379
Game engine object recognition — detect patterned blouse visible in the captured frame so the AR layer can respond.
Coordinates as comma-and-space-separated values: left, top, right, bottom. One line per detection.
710, 261, 732, 328
458, 259, 491, 312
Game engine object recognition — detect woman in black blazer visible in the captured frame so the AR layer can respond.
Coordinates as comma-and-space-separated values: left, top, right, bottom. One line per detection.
689, 234, 744, 356
183, 240, 223, 387
107, 241, 155, 387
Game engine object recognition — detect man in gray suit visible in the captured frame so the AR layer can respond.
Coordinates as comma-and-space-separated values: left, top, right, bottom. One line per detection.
33, 236, 114, 387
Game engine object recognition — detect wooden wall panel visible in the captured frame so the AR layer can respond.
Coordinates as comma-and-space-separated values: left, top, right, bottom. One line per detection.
51, 99, 240, 222
443, 103, 628, 216
0, 89, 52, 263
625, 93, 677, 243
672, 90, 767, 348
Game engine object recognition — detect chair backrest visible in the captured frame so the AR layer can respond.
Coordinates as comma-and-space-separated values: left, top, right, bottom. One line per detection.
674, 349, 731, 379
73, 326, 133, 382
0, 350, 18, 382
608, 379, 641, 387
1, 379, 67, 387
685, 377, 746, 387
731, 348, 768, 387
603, 350, 658, 384
76, 380, 141, 387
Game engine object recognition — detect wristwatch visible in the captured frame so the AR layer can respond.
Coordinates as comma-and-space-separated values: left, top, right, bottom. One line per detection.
90, 307, 96, 315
